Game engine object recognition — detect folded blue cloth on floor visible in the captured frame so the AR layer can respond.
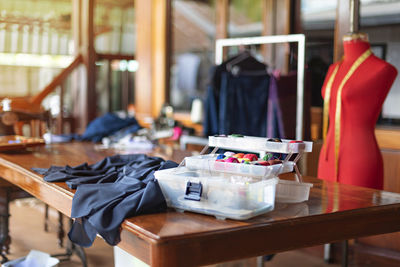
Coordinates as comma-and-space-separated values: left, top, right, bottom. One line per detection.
33, 154, 177, 247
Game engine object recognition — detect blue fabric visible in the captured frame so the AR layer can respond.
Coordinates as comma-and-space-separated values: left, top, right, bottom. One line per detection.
33, 154, 178, 247
218, 72, 270, 136
79, 113, 141, 142
203, 68, 284, 138
203, 85, 219, 137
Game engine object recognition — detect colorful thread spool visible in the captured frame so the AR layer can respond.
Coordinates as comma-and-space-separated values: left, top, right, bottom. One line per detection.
268, 159, 281, 165
243, 154, 258, 162
225, 157, 239, 163
256, 160, 270, 166
263, 153, 273, 161
224, 151, 235, 157
216, 154, 225, 160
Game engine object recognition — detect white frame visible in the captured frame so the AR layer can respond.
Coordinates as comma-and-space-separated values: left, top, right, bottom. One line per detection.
215, 34, 306, 140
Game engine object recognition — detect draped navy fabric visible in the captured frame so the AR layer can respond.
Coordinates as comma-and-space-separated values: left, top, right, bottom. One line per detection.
33, 154, 178, 247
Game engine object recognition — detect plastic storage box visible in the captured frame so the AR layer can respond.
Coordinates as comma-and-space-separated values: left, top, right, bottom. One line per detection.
208, 136, 313, 154
154, 167, 279, 220
275, 179, 313, 203
184, 154, 294, 178
205, 135, 313, 203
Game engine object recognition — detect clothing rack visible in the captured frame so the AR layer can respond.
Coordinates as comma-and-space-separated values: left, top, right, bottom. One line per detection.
215, 34, 306, 140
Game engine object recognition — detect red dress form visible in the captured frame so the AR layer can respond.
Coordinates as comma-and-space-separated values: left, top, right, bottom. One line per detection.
318, 38, 398, 189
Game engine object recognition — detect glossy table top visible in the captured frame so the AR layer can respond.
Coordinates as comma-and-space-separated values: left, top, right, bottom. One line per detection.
1, 142, 400, 266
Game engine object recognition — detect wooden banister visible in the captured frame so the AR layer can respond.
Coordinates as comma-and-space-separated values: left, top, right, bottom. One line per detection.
30, 54, 83, 106
0, 54, 83, 114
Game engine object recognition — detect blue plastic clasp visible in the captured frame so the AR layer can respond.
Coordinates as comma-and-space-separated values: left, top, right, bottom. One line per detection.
184, 181, 202, 201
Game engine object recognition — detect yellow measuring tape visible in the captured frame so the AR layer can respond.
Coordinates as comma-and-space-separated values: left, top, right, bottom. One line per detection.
322, 49, 372, 178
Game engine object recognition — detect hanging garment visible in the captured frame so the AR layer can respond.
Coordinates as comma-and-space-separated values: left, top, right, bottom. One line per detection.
218, 71, 284, 137
203, 57, 284, 138
33, 154, 178, 247
203, 52, 259, 136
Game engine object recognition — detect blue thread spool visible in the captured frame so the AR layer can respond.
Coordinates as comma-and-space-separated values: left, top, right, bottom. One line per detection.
216, 154, 225, 160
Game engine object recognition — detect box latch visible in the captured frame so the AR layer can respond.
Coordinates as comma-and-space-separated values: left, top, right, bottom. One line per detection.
184, 181, 202, 201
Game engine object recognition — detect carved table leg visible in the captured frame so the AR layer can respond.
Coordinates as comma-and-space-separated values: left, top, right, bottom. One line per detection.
57, 211, 65, 248
44, 204, 49, 232
52, 219, 87, 267
0, 188, 10, 263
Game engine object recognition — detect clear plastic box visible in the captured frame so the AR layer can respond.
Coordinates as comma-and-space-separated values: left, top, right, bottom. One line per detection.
208, 136, 313, 154
184, 154, 294, 178
275, 179, 313, 203
154, 167, 278, 220
204, 135, 313, 203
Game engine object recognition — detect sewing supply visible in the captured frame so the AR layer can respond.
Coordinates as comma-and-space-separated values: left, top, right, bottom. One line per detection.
224, 151, 235, 157
233, 153, 245, 158
267, 138, 282, 142
268, 159, 281, 165
263, 153, 273, 161
239, 158, 250, 163
225, 157, 239, 163
216, 154, 225, 160
243, 154, 258, 162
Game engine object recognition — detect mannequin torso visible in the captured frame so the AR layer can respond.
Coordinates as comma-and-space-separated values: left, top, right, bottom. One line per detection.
318, 37, 398, 189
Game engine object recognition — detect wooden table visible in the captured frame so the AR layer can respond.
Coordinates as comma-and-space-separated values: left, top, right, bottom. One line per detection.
1, 142, 400, 266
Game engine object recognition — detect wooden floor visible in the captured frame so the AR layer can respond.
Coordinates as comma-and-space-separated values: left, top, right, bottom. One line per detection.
6, 199, 399, 267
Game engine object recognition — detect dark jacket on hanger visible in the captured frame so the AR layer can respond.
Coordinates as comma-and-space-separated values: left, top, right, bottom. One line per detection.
204, 56, 284, 138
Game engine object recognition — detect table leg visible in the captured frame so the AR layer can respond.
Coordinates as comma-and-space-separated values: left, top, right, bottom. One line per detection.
0, 188, 10, 263
51, 219, 87, 267
324, 243, 333, 263
57, 211, 65, 248
256, 256, 264, 267
342, 240, 348, 267
44, 204, 49, 232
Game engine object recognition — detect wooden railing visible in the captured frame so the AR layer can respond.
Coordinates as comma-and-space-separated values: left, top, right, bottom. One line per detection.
0, 54, 83, 114
1, 52, 135, 134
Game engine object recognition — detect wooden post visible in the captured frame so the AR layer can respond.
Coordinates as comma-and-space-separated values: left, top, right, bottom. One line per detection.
262, 0, 299, 72
216, 0, 230, 60
81, 0, 97, 125
107, 60, 112, 112
152, 0, 171, 117
261, 0, 276, 67
135, 0, 153, 117
334, 0, 360, 61
56, 83, 65, 134
275, 0, 291, 74
70, 0, 96, 133
71, 0, 82, 132
135, 0, 171, 118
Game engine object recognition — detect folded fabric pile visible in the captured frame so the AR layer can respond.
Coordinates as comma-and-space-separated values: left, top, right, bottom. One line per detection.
33, 154, 177, 247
